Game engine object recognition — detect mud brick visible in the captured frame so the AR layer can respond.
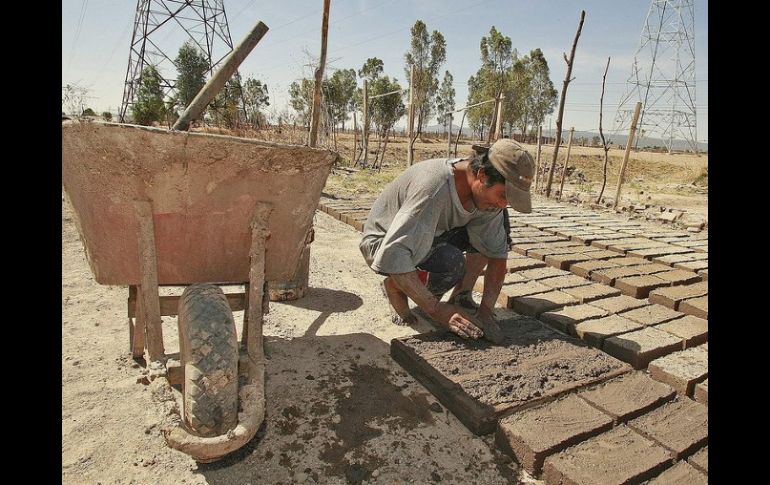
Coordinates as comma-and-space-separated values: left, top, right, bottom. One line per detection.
578, 372, 675, 423
571, 259, 620, 278
506, 258, 547, 273
589, 295, 648, 314
607, 240, 667, 253
698, 269, 707, 280
512, 240, 576, 256
583, 249, 623, 260
648, 346, 708, 396
508, 236, 549, 245
648, 461, 707, 484
544, 251, 597, 269
539, 275, 592, 290
673, 260, 708, 272
627, 398, 708, 459
496, 280, 552, 308
339, 209, 369, 224
627, 246, 696, 259
648, 282, 708, 309
518, 266, 571, 280
688, 446, 708, 473
573, 314, 644, 347
562, 284, 622, 304
512, 291, 579, 316
351, 219, 365, 232
603, 327, 684, 369
605, 256, 650, 266
679, 296, 708, 319
543, 425, 672, 485
591, 266, 650, 285
650, 269, 702, 286
657, 315, 708, 349
694, 379, 708, 406
653, 252, 709, 265
592, 237, 647, 250
540, 304, 609, 334
528, 245, 585, 260
619, 304, 682, 326
495, 395, 614, 475
615, 275, 669, 298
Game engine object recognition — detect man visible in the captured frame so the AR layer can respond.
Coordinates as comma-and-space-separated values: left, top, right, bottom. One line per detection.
359, 138, 534, 341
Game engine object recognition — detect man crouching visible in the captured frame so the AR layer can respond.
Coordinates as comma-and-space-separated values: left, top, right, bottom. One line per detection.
359, 138, 534, 341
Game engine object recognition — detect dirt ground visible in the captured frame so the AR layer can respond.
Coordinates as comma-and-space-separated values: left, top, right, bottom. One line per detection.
62, 192, 540, 484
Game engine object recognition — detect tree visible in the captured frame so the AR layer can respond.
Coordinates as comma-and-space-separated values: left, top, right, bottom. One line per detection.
62, 84, 89, 117
242, 77, 270, 128
526, 49, 558, 134
358, 57, 384, 82
368, 76, 405, 168
434, 70, 455, 134
101, 111, 113, 121
480, 26, 513, 140
174, 41, 209, 109
132, 65, 167, 126
404, 20, 446, 137
81, 108, 96, 117
288, 78, 315, 129
209, 73, 243, 129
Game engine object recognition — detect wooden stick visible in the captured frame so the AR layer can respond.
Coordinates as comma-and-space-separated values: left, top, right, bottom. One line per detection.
557, 127, 575, 199
545, 10, 585, 197
128, 285, 145, 359
134, 200, 164, 362
534, 125, 543, 192
613, 102, 642, 209
308, 0, 330, 147
245, 203, 273, 362
407, 64, 415, 166
362, 80, 368, 166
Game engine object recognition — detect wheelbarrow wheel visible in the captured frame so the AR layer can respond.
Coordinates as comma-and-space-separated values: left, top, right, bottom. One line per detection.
177, 284, 239, 437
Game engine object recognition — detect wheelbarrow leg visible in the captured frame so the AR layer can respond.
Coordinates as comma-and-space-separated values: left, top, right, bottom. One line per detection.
134, 200, 165, 362
128, 285, 146, 359
243, 202, 273, 361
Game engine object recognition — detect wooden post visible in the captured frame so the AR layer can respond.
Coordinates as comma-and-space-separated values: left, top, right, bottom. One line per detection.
407, 64, 416, 166
557, 127, 575, 199
308, 0, 330, 147
352, 111, 358, 163
244, 203, 273, 362
128, 285, 145, 359
545, 10, 585, 197
614, 102, 642, 209
133, 200, 164, 362
494, 95, 504, 141
362, 79, 368, 166
446, 113, 452, 158
534, 125, 543, 192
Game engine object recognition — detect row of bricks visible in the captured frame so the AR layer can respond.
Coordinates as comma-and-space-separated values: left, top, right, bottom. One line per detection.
495, 371, 707, 482
474, 257, 708, 400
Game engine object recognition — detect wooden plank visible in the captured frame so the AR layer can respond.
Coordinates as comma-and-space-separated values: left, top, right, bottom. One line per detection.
128, 291, 247, 318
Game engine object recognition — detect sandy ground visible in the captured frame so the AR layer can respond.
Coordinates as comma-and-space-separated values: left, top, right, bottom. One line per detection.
62, 193, 540, 484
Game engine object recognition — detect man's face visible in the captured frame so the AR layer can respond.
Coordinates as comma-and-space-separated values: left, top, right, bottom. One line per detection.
471, 169, 507, 211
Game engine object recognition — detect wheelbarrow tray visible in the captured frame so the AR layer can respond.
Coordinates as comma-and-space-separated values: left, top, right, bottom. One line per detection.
62, 121, 339, 285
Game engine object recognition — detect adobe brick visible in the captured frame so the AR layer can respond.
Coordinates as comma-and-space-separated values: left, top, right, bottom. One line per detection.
603, 327, 684, 369
627, 398, 708, 459
577, 371, 675, 423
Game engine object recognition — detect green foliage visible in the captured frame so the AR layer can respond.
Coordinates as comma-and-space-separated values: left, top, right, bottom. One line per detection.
81, 108, 96, 116
242, 77, 270, 128
592, 135, 601, 146
289, 78, 315, 128
101, 111, 112, 121
174, 41, 209, 108
208, 73, 243, 128
358, 57, 384, 82
368, 76, 405, 136
324, 69, 357, 129
404, 20, 446, 131
131, 65, 167, 126
434, 70, 455, 127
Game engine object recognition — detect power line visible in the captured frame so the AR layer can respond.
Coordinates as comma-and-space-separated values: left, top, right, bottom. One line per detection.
64, 0, 89, 77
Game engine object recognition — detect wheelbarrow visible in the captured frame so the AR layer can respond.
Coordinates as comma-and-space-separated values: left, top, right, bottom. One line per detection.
61, 120, 339, 461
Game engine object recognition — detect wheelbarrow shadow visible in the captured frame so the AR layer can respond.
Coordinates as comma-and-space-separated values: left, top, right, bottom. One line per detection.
268, 287, 364, 337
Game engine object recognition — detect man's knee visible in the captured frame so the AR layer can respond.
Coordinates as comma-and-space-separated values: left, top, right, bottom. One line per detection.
416, 243, 465, 296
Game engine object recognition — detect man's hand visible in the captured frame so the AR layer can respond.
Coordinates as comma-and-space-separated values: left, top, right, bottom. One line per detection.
475, 305, 505, 344
430, 302, 484, 339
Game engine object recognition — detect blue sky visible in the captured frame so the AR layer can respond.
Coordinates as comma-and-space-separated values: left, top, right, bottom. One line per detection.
62, 0, 708, 142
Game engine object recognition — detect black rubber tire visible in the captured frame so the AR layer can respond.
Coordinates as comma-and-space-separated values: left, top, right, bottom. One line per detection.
177, 284, 239, 437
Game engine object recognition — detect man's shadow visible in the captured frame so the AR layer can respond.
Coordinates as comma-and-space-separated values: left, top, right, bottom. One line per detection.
270, 287, 364, 337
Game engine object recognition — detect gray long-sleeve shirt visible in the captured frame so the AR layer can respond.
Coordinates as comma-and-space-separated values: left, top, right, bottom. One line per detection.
359, 158, 508, 274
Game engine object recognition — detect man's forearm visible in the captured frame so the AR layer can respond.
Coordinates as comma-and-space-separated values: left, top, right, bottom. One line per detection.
479, 258, 507, 312
390, 271, 441, 316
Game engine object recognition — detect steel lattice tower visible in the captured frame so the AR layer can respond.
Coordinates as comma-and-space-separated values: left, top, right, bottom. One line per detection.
613, 0, 698, 153
119, 0, 235, 122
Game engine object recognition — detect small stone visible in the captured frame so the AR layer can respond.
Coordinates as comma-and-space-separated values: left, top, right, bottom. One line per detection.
431, 471, 442, 482
305, 375, 315, 380
372, 469, 380, 478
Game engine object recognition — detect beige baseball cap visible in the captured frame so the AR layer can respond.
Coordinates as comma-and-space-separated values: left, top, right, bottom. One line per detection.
487, 138, 534, 213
